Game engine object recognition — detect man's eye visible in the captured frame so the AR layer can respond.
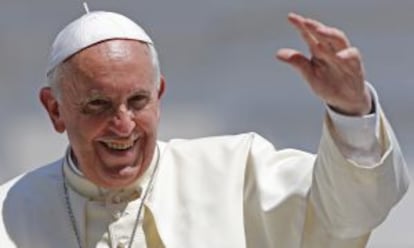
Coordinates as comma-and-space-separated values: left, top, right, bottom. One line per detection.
82, 99, 111, 114
88, 99, 109, 107
129, 95, 149, 110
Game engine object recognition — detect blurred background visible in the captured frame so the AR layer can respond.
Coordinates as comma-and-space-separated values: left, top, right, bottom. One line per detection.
0, 0, 412, 246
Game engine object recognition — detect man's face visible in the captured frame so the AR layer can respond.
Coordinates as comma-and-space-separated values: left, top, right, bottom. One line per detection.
41, 39, 164, 188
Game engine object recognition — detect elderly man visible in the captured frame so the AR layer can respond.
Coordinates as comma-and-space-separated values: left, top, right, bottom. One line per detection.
0, 10, 409, 248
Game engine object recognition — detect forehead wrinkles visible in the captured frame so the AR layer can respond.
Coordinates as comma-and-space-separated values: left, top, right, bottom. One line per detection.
67, 39, 152, 80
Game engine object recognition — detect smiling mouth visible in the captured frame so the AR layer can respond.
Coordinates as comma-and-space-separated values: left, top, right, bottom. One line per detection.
100, 138, 138, 151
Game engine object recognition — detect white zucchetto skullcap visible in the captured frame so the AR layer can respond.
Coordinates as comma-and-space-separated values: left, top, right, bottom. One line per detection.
46, 11, 153, 75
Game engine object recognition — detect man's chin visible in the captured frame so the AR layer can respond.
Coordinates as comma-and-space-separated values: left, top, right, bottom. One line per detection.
97, 166, 141, 187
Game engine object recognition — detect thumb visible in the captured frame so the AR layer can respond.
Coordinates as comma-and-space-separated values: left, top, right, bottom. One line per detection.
276, 48, 313, 78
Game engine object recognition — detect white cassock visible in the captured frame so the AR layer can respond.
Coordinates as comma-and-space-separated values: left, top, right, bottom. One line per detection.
0, 93, 409, 248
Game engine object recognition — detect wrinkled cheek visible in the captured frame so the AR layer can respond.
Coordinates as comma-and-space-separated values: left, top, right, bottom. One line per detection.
134, 111, 159, 132
65, 121, 105, 161
134, 115, 159, 160
68, 134, 95, 165
67, 128, 94, 150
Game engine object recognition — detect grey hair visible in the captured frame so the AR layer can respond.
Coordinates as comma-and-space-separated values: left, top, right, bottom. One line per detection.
47, 41, 161, 101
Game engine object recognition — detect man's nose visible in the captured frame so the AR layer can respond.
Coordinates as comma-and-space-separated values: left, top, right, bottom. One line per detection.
109, 105, 136, 136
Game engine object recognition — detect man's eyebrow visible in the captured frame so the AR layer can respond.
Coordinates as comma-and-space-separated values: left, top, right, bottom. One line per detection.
129, 89, 152, 97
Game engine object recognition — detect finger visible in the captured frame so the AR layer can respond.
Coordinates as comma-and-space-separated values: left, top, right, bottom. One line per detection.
288, 13, 331, 61
276, 48, 313, 78
301, 17, 352, 56
287, 13, 318, 48
302, 18, 336, 51
314, 26, 351, 51
336, 47, 362, 70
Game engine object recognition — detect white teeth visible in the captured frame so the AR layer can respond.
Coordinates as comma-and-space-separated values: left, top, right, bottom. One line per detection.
104, 141, 134, 150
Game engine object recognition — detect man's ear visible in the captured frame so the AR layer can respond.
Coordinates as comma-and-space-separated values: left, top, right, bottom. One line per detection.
157, 75, 166, 99
39, 87, 66, 133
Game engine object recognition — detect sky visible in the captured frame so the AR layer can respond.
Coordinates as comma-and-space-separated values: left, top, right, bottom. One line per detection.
0, 1, 413, 246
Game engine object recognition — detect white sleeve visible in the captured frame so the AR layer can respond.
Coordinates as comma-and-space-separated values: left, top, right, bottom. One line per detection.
310, 91, 410, 238
326, 83, 381, 166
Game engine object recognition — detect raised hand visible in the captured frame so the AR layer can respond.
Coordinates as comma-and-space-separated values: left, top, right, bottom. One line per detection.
277, 13, 372, 116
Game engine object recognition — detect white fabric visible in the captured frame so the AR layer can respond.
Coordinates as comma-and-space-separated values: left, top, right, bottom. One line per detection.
46, 11, 153, 75
0, 109, 409, 248
326, 83, 382, 165
63, 146, 160, 248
